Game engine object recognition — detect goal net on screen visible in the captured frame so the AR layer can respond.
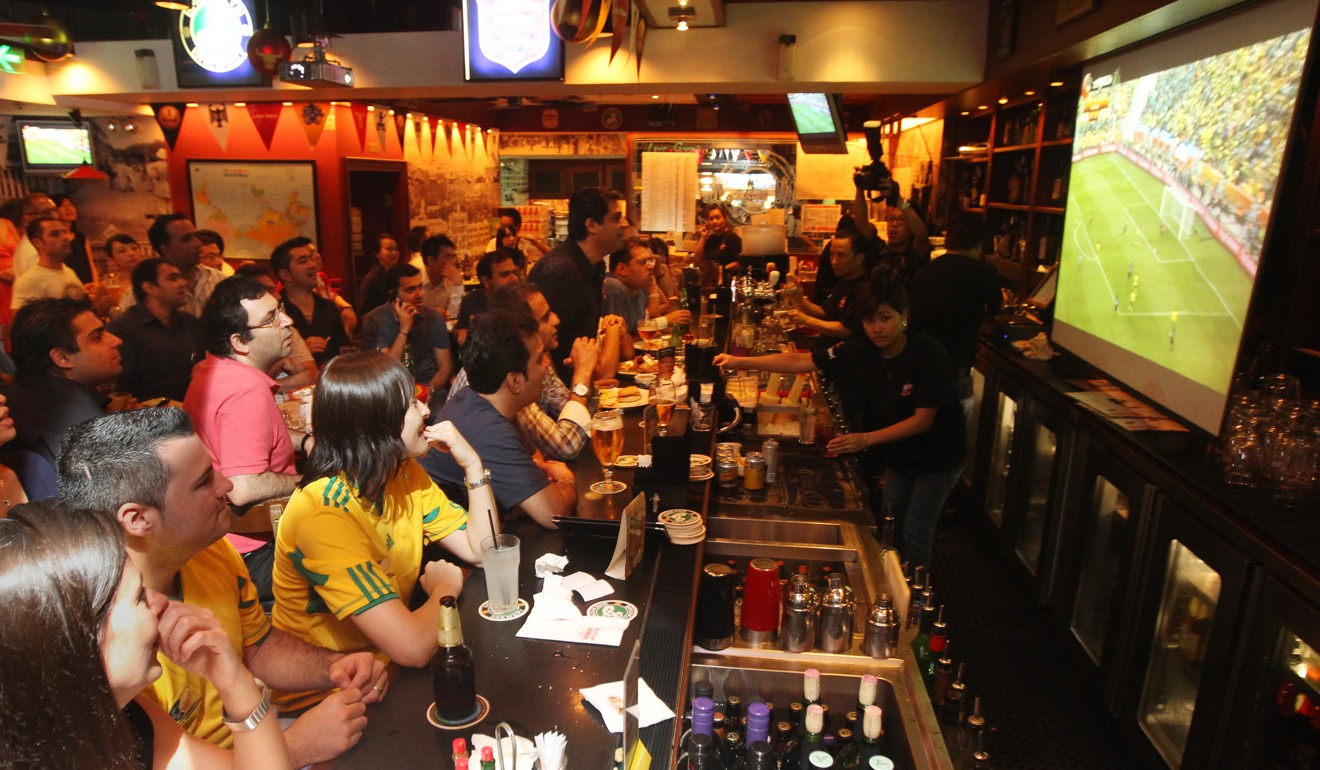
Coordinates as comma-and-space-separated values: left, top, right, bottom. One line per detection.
1158, 185, 1198, 240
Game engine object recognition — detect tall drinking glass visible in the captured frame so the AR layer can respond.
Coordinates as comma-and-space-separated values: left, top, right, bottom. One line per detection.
480, 534, 521, 614
651, 378, 677, 436
591, 409, 627, 494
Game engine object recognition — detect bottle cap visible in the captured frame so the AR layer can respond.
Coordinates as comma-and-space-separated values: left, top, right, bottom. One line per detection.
481, 746, 494, 761
452, 737, 468, 757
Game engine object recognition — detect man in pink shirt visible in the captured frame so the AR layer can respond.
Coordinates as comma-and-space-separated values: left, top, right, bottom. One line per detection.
184, 275, 307, 602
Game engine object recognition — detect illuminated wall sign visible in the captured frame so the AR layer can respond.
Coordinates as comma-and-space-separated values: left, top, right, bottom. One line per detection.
173, 0, 266, 88
463, 0, 564, 82
0, 45, 24, 75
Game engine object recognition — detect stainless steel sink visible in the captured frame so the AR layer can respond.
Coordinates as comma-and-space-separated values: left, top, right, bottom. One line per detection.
707, 517, 846, 545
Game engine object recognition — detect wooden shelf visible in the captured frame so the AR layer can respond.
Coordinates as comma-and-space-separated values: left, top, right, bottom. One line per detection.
993, 143, 1038, 154
987, 202, 1032, 212
1042, 138, 1075, 148
942, 154, 990, 163
1035, 206, 1066, 215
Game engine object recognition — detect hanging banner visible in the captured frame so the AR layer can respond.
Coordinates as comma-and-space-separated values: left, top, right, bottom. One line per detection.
393, 112, 407, 151
371, 109, 387, 152
298, 102, 329, 148
413, 115, 424, 155
609, 0, 630, 65
205, 104, 231, 151
459, 123, 469, 155
246, 102, 283, 150
443, 120, 454, 156
428, 116, 440, 155
634, 16, 647, 77
350, 103, 370, 150
151, 102, 188, 150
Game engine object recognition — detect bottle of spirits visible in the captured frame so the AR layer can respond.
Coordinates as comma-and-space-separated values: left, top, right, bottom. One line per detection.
799, 704, 829, 769
910, 602, 937, 668
687, 733, 726, 770
922, 608, 949, 688
834, 727, 859, 770
941, 663, 968, 727
932, 641, 956, 705
721, 730, 745, 769
726, 695, 744, 730
745, 740, 775, 770
431, 595, 477, 722
772, 721, 799, 768
858, 705, 892, 768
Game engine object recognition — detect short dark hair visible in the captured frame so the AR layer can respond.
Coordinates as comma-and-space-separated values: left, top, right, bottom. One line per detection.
498, 207, 522, 230
0, 502, 136, 768
406, 226, 429, 254
270, 236, 314, 276
385, 262, 421, 292
371, 233, 396, 259
945, 212, 989, 253
303, 351, 415, 503
832, 229, 868, 258
702, 203, 726, 220
464, 309, 539, 395
201, 275, 271, 357
476, 250, 517, 280
235, 262, 277, 283
611, 236, 651, 273
487, 282, 544, 315
648, 237, 669, 259
421, 234, 456, 261
104, 233, 137, 254
855, 276, 910, 319
59, 408, 196, 515
194, 229, 224, 253
567, 187, 622, 241
130, 257, 171, 302
147, 213, 191, 253
11, 298, 91, 377
26, 215, 58, 243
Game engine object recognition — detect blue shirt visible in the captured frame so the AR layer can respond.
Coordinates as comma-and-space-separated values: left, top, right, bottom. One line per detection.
360, 303, 450, 385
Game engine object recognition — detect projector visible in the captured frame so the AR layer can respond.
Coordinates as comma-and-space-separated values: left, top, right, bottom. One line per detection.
279, 59, 354, 88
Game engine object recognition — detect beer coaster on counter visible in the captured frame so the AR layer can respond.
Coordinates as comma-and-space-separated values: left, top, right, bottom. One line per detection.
658, 509, 701, 527
586, 599, 639, 620
667, 526, 707, 545
478, 598, 529, 622
688, 469, 715, 482
689, 454, 712, 467
613, 454, 639, 467
426, 694, 491, 730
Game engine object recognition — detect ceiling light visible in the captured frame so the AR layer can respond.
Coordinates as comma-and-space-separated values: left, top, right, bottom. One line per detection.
976, 105, 987, 110
668, 6, 695, 29
997, 97, 1008, 105
154, 0, 192, 10
1024, 90, 1036, 96
1050, 81, 1065, 87
960, 111, 970, 116
651, 94, 659, 100
677, 19, 688, 31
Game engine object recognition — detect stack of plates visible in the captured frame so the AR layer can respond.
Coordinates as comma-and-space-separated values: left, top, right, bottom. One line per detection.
689, 454, 713, 482
658, 509, 705, 544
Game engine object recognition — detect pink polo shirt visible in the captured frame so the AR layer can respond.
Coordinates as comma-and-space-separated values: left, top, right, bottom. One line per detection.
184, 354, 297, 554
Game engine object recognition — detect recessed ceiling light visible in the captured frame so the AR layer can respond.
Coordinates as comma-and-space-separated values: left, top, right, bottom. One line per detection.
961, 111, 970, 116
977, 105, 988, 110
1024, 90, 1036, 96
997, 97, 1008, 105
1050, 81, 1065, 87
651, 94, 660, 100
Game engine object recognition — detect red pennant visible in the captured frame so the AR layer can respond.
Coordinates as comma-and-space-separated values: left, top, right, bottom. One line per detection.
151, 103, 188, 150
247, 103, 284, 150
297, 102, 329, 148
428, 116, 439, 155
350, 103, 370, 150
634, 16, 648, 77
442, 121, 454, 156
610, 0, 630, 65
458, 123, 469, 154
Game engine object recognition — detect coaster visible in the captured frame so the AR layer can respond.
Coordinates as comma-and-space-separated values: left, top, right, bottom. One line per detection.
614, 455, 639, 467
688, 469, 715, 482
427, 695, 491, 730
478, 598, 529, 621
689, 454, 713, 467
659, 509, 701, 527
586, 599, 639, 620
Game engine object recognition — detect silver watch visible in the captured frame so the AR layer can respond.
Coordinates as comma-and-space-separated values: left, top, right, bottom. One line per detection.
571, 382, 590, 398
221, 679, 271, 733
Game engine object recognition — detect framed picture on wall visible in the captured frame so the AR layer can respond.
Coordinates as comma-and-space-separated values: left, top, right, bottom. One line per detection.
186, 160, 318, 261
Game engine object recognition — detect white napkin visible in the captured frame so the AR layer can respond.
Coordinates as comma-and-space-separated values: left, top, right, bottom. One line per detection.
516, 589, 630, 646
534, 553, 569, 577
578, 678, 676, 733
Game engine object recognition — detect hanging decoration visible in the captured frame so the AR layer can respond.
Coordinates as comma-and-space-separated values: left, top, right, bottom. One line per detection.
298, 102, 329, 148
151, 103, 188, 150
349, 103, 370, 150
205, 103, 231, 151
633, 15, 647, 77
371, 108, 387, 152
246, 102, 283, 150
428, 116, 440, 155
608, 0, 629, 64
393, 111, 407, 150
413, 115, 425, 155
247, 25, 292, 77
443, 120, 454, 156
551, 0, 610, 45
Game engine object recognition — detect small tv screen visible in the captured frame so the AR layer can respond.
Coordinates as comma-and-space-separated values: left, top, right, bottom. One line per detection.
788, 93, 848, 154
1053, 0, 1316, 432
17, 119, 93, 174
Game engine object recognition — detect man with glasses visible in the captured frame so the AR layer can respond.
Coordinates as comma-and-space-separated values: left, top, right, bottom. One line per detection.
603, 237, 691, 358
184, 275, 304, 601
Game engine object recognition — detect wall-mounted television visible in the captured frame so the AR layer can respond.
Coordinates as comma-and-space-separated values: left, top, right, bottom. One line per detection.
462, 0, 564, 82
788, 93, 848, 154
1053, 0, 1317, 433
15, 119, 94, 175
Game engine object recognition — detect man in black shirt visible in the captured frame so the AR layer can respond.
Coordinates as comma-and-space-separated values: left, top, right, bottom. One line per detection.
907, 212, 1004, 415
788, 230, 869, 341
273, 236, 349, 367
107, 258, 202, 402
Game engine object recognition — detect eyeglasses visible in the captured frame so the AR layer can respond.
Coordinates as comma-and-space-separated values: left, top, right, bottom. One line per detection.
246, 303, 288, 330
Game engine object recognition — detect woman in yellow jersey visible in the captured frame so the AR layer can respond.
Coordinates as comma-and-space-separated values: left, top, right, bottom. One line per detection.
271, 351, 497, 707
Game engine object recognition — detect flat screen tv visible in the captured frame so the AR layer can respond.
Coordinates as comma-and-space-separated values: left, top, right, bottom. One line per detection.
1053, 0, 1316, 433
788, 93, 848, 154
16, 119, 94, 175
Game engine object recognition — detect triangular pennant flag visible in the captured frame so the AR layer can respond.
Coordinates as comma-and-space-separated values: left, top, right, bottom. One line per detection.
609, 0, 630, 65
634, 16, 648, 77
298, 102, 329, 148
413, 116, 424, 155
393, 112, 407, 150
428, 116, 440, 155
247, 102, 284, 150
372, 109, 387, 152
151, 103, 188, 150
459, 123, 469, 155
205, 104, 231, 151
350, 103, 370, 150
443, 120, 454, 156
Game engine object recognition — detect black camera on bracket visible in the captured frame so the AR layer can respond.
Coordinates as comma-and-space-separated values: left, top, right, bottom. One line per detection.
853, 119, 899, 205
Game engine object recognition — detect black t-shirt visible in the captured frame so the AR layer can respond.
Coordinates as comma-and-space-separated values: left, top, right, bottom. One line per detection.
822, 275, 867, 336
701, 232, 742, 267
811, 332, 964, 476
908, 253, 1002, 370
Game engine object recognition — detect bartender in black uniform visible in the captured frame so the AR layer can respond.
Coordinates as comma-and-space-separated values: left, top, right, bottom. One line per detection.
694, 204, 741, 285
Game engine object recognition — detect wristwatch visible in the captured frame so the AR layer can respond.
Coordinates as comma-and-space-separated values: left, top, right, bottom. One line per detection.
464, 468, 492, 491
221, 679, 271, 733
571, 382, 590, 398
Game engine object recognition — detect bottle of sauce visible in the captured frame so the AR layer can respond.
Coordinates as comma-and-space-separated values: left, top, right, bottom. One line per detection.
432, 595, 477, 722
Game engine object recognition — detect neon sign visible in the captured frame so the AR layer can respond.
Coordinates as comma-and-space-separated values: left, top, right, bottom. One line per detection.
180, 0, 255, 74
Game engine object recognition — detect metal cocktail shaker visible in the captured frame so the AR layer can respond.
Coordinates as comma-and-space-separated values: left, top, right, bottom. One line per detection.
779, 574, 820, 653
740, 558, 781, 645
816, 573, 855, 653
694, 563, 737, 650
863, 594, 900, 659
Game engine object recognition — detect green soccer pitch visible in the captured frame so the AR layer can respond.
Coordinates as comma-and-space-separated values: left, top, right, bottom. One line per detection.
1055, 152, 1255, 393
23, 133, 87, 165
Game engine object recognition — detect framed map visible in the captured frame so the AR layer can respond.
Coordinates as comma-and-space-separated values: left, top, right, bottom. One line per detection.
187, 160, 318, 261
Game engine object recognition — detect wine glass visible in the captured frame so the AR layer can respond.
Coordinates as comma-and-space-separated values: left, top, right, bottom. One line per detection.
590, 409, 627, 494
651, 378, 677, 436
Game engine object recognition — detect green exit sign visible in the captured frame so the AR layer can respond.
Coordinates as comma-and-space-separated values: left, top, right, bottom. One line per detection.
0, 45, 25, 75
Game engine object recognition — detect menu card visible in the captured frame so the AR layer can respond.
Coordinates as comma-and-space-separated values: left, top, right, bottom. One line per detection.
604, 493, 647, 580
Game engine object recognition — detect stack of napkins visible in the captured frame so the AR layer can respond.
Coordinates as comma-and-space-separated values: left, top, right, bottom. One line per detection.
517, 573, 631, 646
579, 679, 676, 733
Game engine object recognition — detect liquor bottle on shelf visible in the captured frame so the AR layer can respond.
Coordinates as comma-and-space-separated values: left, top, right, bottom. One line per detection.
911, 601, 937, 664
687, 733, 726, 770
713, 711, 728, 739
431, 595, 477, 723
942, 663, 968, 726
968, 728, 993, 770
773, 721, 798, 767
726, 695, 744, 730
693, 696, 717, 739
746, 741, 775, 770
722, 730, 745, 769
956, 697, 987, 770
922, 608, 949, 688
858, 705, 892, 767
835, 727, 859, 769
932, 642, 956, 706
906, 567, 926, 627
744, 702, 771, 747
799, 704, 830, 769
789, 701, 805, 730
856, 674, 877, 734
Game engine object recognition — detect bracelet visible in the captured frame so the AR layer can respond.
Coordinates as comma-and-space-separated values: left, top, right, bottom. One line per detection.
299, 433, 312, 453
464, 468, 492, 491
221, 678, 271, 733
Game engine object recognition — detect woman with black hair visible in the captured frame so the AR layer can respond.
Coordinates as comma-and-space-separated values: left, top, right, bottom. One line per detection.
355, 233, 401, 316
271, 350, 496, 709
715, 278, 964, 569
0, 502, 290, 769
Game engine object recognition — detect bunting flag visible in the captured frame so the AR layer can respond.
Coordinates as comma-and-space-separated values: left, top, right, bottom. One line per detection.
298, 102, 330, 148
350, 103, 370, 150
247, 102, 284, 150
205, 104, 231, 151
634, 16, 647, 77
428, 116, 440, 155
609, 0, 630, 65
443, 120, 454, 156
413, 115, 424, 155
371, 109, 387, 152
393, 112, 407, 150
151, 102, 188, 150
458, 123, 469, 155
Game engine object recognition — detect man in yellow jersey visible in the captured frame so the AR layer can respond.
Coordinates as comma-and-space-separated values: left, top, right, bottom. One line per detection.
58, 408, 388, 766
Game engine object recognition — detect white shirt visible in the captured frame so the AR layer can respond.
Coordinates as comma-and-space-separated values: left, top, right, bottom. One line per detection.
185, 264, 226, 317
12, 263, 85, 309
12, 236, 37, 277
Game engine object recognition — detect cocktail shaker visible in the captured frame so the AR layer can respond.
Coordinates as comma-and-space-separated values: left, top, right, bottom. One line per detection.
694, 563, 736, 650
816, 573, 855, 653
779, 574, 819, 653
740, 558, 781, 644
863, 594, 899, 659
